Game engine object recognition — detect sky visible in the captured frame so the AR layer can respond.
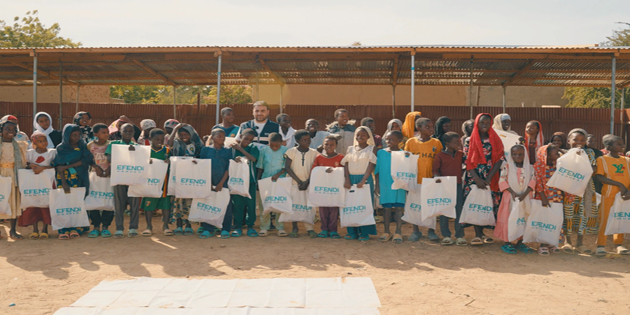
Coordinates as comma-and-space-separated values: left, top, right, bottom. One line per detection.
3, 0, 630, 47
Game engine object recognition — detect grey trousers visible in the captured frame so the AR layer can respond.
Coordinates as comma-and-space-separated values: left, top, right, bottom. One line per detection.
114, 185, 140, 231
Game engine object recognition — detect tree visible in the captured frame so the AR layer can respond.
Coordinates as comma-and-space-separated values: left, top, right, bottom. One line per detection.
0, 10, 81, 48
109, 85, 252, 105
563, 23, 630, 108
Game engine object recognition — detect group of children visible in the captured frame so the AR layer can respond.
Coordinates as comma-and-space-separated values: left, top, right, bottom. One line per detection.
1, 105, 629, 257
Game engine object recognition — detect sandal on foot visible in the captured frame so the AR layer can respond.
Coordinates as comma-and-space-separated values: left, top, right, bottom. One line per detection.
516, 243, 534, 254
58, 233, 70, 240
88, 230, 100, 238
101, 230, 111, 238
482, 235, 494, 244
173, 227, 184, 236
456, 238, 468, 246
231, 229, 242, 237
617, 246, 630, 255
184, 227, 194, 236
408, 232, 423, 242
69, 231, 80, 239
344, 234, 358, 240
538, 246, 550, 256
114, 230, 124, 239
247, 228, 258, 237
277, 230, 288, 237
576, 245, 593, 255
289, 232, 299, 238
393, 234, 403, 244
441, 237, 455, 246
595, 246, 607, 257
258, 229, 268, 237
308, 230, 318, 238
317, 231, 329, 238
358, 235, 370, 241
128, 229, 138, 238
548, 246, 560, 253
163, 229, 173, 236
378, 233, 392, 242
220, 231, 230, 239
38, 232, 49, 240
141, 229, 152, 237
28, 232, 39, 240
196, 227, 205, 235
471, 237, 483, 246
330, 232, 341, 239
199, 231, 211, 239
501, 244, 518, 254
561, 243, 574, 254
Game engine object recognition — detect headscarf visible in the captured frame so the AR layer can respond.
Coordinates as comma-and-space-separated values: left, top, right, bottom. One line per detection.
33, 112, 55, 149
550, 132, 568, 150
171, 124, 203, 157
402, 111, 421, 140
506, 144, 532, 194
164, 119, 180, 130
352, 126, 375, 147
466, 113, 505, 191
140, 119, 156, 130
54, 124, 94, 194
0, 117, 26, 185
524, 120, 544, 150
433, 116, 451, 144
30, 131, 47, 142
385, 119, 402, 134
534, 144, 552, 195
492, 113, 518, 135
73, 111, 93, 143
1, 115, 29, 143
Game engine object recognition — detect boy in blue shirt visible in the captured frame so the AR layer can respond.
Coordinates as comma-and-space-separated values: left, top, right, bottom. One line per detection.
256, 133, 288, 237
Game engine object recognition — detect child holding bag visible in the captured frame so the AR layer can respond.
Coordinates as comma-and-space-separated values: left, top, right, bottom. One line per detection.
87, 123, 113, 238
341, 126, 377, 241
230, 128, 260, 237
312, 135, 344, 239
375, 130, 406, 244
141, 128, 172, 237
404, 117, 443, 242
284, 129, 319, 238
0, 117, 28, 240
533, 144, 563, 255
593, 135, 630, 256
256, 133, 288, 236
495, 145, 535, 254
463, 113, 505, 246
19, 131, 56, 240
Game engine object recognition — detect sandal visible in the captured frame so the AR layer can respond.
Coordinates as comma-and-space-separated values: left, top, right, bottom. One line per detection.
277, 230, 288, 237
358, 235, 370, 241
163, 229, 174, 236
308, 230, 318, 238
289, 232, 299, 238
38, 232, 49, 240
595, 246, 607, 257
141, 229, 152, 237
220, 231, 230, 239
101, 230, 111, 238
482, 235, 494, 244
184, 227, 194, 236
247, 228, 258, 237
471, 237, 483, 246
330, 232, 341, 239
231, 229, 242, 237
344, 234, 358, 240
114, 230, 124, 239
196, 227, 205, 235
538, 246, 550, 256
88, 230, 100, 238
441, 237, 455, 246
70, 231, 80, 239
548, 246, 560, 254
516, 243, 533, 254
58, 233, 70, 240
199, 231, 211, 239
258, 230, 268, 237
317, 231, 329, 238
456, 238, 468, 246
501, 244, 517, 254
561, 243, 574, 254
173, 227, 184, 236
28, 232, 39, 240
617, 246, 630, 255
128, 229, 138, 238
378, 233, 392, 242
575, 245, 593, 255
392, 234, 403, 244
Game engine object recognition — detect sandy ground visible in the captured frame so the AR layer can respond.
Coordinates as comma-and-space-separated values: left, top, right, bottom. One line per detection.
1, 217, 630, 315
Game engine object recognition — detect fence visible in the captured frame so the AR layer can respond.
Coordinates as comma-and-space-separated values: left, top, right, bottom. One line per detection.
0, 101, 627, 149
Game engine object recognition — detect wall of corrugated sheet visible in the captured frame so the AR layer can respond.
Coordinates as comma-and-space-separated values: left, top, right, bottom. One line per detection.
1, 102, 626, 149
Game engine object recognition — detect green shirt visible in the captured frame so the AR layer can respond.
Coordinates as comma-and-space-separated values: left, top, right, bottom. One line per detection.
234, 144, 260, 183
105, 139, 137, 155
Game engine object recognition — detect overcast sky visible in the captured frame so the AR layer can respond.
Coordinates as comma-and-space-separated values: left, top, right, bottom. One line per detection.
4, 0, 630, 47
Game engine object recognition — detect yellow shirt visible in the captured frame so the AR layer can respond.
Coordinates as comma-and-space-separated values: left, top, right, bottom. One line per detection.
404, 137, 443, 184
596, 155, 630, 198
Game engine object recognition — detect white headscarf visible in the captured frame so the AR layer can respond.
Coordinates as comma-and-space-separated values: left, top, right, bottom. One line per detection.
506, 144, 532, 194
353, 126, 375, 147
33, 112, 55, 148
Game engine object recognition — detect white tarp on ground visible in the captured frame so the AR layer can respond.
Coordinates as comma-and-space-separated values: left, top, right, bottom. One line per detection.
55, 277, 381, 315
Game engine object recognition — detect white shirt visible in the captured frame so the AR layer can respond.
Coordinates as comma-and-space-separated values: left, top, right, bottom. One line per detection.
341, 145, 377, 175
280, 126, 296, 148
26, 148, 57, 167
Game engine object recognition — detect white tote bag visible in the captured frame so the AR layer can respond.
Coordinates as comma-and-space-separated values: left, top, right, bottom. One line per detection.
18, 168, 55, 209
507, 199, 529, 242
175, 158, 212, 199
547, 148, 594, 196
188, 189, 231, 228
84, 173, 115, 211
604, 193, 630, 235
390, 151, 419, 191
460, 186, 496, 226
0, 176, 13, 216
110, 144, 151, 186
402, 185, 436, 229
259, 177, 294, 215
128, 159, 170, 198
167, 156, 191, 196
420, 176, 457, 220
308, 166, 346, 207
228, 159, 251, 198
340, 185, 376, 227
279, 186, 317, 225
523, 200, 563, 247
49, 187, 89, 230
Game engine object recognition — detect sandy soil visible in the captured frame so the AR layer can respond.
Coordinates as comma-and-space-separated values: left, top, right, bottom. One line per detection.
1, 218, 630, 315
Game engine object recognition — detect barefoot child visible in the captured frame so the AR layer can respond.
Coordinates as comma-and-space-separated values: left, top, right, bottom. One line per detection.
327, 109, 356, 155
404, 117, 443, 242
432, 132, 466, 246
199, 128, 233, 239
256, 133, 289, 236
141, 129, 172, 236
87, 123, 114, 238
106, 123, 141, 238
495, 145, 535, 254
0, 117, 28, 239
230, 129, 260, 237
312, 135, 345, 239
375, 130, 406, 244
284, 129, 319, 238
19, 131, 57, 240
593, 135, 630, 257
277, 113, 296, 148
533, 144, 563, 255
341, 126, 377, 241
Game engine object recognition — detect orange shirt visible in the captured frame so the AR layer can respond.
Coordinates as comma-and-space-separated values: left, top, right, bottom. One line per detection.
596, 155, 630, 198
404, 137, 443, 184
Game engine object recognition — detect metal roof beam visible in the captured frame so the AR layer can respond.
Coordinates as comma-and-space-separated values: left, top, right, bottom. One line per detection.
10, 62, 77, 85
502, 60, 536, 86
258, 58, 285, 85
131, 59, 177, 86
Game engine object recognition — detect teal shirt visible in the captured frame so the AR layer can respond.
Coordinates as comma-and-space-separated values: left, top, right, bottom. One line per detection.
256, 145, 288, 179
234, 144, 260, 184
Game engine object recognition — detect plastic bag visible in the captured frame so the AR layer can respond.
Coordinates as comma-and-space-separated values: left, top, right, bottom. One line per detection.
340, 185, 376, 227
420, 176, 457, 220
308, 166, 346, 207
49, 187, 90, 230
523, 200, 563, 247
18, 169, 55, 209
259, 177, 293, 215
228, 159, 251, 198
507, 199, 528, 242
84, 172, 115, 211
175, 158, 212, 199
188, 189, 231, 228
390, 151, 418, 191
110, 144, 151, 186
128, 159, 169, 198
604, 193, 630, 235
401, 185, 436, 229
0, 176, 13, 216
167, 156, 192, 196
547, 148, 594, 196
460, 186, 496, 226
279, 185, 317, 225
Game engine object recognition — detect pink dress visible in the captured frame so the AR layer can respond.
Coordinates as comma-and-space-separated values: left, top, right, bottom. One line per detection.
494, 165, 535, 242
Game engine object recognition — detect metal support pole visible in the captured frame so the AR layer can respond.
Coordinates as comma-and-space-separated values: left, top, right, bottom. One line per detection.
611, 56, 616, 134
255, 67, 260, 102
392, 85, 396, 118
410, 53, 415, 112
279, 85, 284, 114
75, 85, 80, 113
502, 85, 506, 112
620, 87, 625, 136
469, 57, 474, 119
173, 86, 177, 120
32, 53, 38, 121
216, 54, 222, 125
59, 61, 63, 129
